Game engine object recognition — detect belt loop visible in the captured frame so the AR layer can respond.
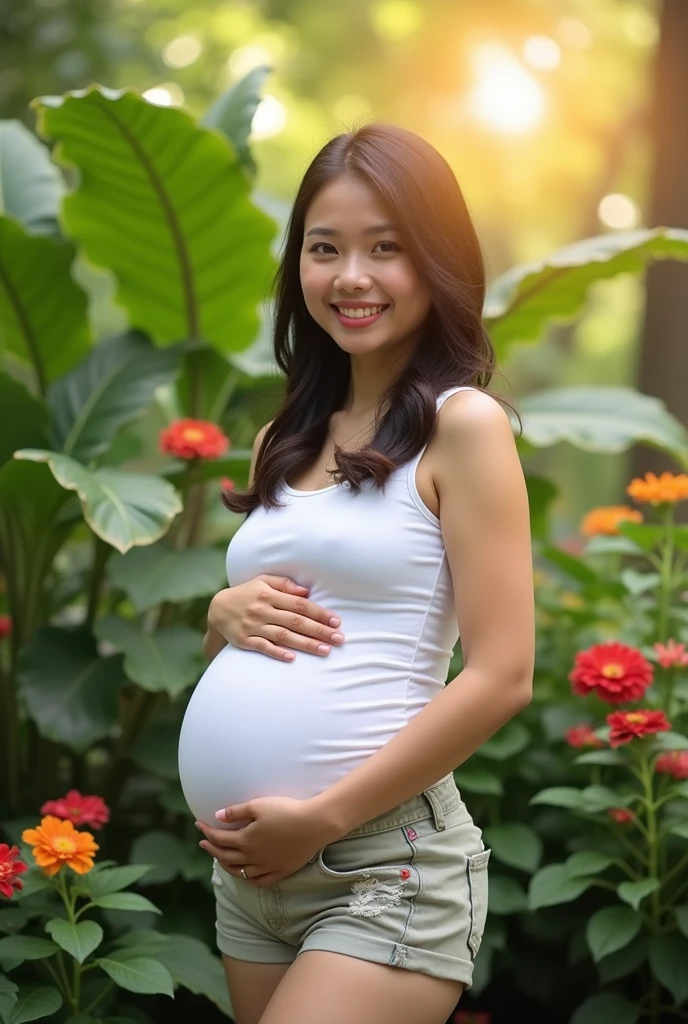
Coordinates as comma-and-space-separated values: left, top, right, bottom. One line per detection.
423, 784, 447, 831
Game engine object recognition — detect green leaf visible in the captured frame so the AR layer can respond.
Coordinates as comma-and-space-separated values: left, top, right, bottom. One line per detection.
482, 823, 542, 873
154, 932, 232, 1017
675, 907, 688, 940
539, 543, 599, 584
529, 787, 585, 810
0, 375, 48, 468
648, 933, 688, 1004
111, 929, 170, 957
33, 86, 276, 353
486, 874, 528, 915
616, 522, 665, 552
587, 906, 642, 962
566, 851, 615, 877
617, 878, 660, 911
524, 473, 558, 540
8, 985, 62, 1024
674, 781, 688, 800
453, 766, 503, 796
18, 627, 121, 751
0, 218, 89, 386
44, 920, 102, 965
579, 786, 633, 814
128, 832, 191, 885
201, 65, 271, 176
485, 226, 688, 353
0, 936, 57, 968
130, 720, 180, 780
14, 450, 182, 553
573, 750, 625, 767
597, 934, 647, 984
669, 821, 688, 840
570, 992, 641, 1024
94, 617, 204, 698
620, 569, 661, 596
106, 542, 227, 611
91, 893, 161, 914
95, 954, 174, 997
478, 721, 530, 760
528, 865, 596, 910
0, 120, 65, 235
515, 386, 688, 467
653, 731, 688, 751
48, 331, 183, 462
0, 974, 18, 1024
73, 864, 153, 901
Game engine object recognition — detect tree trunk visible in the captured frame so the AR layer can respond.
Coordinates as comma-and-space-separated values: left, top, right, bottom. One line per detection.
631, 0, 688, 493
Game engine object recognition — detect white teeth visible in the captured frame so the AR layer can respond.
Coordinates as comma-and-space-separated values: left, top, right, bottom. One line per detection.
336, 305, 386, 319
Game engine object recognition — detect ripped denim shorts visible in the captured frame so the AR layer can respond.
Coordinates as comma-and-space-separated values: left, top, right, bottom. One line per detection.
212, 772, 490, 986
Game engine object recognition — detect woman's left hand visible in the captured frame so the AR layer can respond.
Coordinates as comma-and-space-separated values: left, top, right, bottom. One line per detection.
196, 795, 339, 887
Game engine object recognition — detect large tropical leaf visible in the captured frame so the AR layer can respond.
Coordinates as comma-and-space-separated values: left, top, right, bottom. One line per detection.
516, 386, 688, 467
201, 65, 271, 176
32, 86, 277, 352
0, 119, 65, 236
48, 331, 183, 462
0, 216, 90, 388
485, 227, 688, 353
0, 375, 48, 466
13, 450, 182, 553
95, 615, 204, 697
106, 542, 227, 611
18, 627, 123, 750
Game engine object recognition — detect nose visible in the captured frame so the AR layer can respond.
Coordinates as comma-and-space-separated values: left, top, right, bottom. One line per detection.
334, 255, 373, 293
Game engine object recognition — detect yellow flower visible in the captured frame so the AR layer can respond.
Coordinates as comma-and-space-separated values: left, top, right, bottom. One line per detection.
21, 816, 98, 877
580, 505, 643, 536
626, 472, 688, 506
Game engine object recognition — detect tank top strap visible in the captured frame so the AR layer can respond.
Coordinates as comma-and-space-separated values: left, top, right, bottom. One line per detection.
405, 386, 479, 520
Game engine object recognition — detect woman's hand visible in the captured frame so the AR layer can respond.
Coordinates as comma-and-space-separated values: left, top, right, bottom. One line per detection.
196, 796, 340, 886
207, 575, 345, 662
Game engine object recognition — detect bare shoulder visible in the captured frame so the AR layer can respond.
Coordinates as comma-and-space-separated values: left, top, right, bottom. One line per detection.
439, 387, 514, 434
433, 388, 517, 477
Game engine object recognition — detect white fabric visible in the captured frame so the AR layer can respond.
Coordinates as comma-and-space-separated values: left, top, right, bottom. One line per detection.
178, 387, 477, 827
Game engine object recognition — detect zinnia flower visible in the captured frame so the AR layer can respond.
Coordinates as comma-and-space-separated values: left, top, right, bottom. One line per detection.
40, 789, 110, 831
653, 640, 688, 670
0, 844, 28, 898
22, 816, 99, 876
580, 505, 643, 537
569, 643, 654, 704
565, 725, 604, 749
655, 750, 688, 780
607, 709, 671, 748
626, 472, 688, 506
0, 615, 11, 639
159, 419, 229, 461
608, 808, 634, 824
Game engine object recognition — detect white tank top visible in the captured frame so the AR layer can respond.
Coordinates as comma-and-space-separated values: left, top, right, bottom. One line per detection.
178, 386, 477, 827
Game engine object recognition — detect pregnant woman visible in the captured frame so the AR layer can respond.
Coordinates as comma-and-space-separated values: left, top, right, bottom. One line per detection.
177, 122, 535, 1024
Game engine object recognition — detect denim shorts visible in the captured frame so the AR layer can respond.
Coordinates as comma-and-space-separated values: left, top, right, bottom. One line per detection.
212, 773, 490, 986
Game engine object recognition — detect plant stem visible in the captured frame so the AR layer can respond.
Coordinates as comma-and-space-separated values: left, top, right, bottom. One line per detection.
85, 534, 110, 631
81, 979, 115, 1017
640, 750, 662, 1024
657, 504, 675, 647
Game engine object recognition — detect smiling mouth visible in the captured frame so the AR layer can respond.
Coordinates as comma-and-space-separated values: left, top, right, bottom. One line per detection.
330, 304, 390, 320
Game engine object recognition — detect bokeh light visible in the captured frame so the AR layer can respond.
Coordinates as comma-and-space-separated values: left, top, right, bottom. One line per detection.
227, 45, 272, 80
163, 35, 203, 69
523, 35, 562, 71
141, 83, 185, 107
467, 44, 547, 134
251, 94, 288, 140
556, 17, 593, 49
369, 0, 425, 43
598, 193, 640, 229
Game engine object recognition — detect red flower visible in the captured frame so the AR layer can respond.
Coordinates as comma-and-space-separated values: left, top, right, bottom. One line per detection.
451, 1013, 491, 1024
220, 476, 235, 492
569, 643, 654, 704
40, 789, 110, 831
653, 639, 688, 669
607, 709, 671, 748
655, 750, 688, 780
565, 725, 604, 749
159, 419, 229, 461
0, 615, 11, 639
0, 844, 28, 898
608, 808, 634, 824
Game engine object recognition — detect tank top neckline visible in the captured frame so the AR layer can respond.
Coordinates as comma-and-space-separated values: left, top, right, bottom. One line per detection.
281, 386, 476, 497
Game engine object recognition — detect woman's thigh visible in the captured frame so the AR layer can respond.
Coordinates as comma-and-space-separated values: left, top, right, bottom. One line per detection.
258, 950, 463, 1024
221, 954, 291, 1024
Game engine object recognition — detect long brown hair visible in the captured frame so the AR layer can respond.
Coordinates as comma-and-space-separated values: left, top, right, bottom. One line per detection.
222, 121, 521, 515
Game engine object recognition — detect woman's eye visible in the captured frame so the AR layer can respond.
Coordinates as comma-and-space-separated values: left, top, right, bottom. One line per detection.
310, 242, 337, 254
374, 241, 401, 253
309, 241, 401, 255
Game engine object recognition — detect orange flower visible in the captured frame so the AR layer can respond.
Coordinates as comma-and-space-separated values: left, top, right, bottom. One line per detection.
40, 789, 110, 831
580, 506, 643, 537
607, 709, 671, 748
565, 725, 604, 749
569, 643, 654, 704
21, 816, 99, 877
159, 418, 229, 461
655, 750, 688, 780
0, 844, 28, 898
608, 808, 634, 824
653, 639, 688, 670
626, 472, 688, 506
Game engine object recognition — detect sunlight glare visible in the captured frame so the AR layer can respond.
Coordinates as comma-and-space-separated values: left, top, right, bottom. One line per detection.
251, 94, 288, 140
523, 35, 561, 70
228, 45, 272, 80
142, 84, 185, 107
163, 35, 203, 68
598, 194, 639, 229
467, 44, 546, 134
556, 18, 592, 49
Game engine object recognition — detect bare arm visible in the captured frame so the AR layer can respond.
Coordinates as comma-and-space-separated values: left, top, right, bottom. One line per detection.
202, 419, 273, 663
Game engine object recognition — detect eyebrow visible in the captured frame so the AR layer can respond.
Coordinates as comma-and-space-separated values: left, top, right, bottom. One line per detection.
305, 223, 399, 237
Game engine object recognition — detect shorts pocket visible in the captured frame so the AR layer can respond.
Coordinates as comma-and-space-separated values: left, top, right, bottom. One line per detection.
316, 827, 412, 880
466, 848, 490, 958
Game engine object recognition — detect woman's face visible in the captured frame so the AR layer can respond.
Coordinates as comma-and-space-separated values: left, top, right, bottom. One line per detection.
299, 174, 432, 361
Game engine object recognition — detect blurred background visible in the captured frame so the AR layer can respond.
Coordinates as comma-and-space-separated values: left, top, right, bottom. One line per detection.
3, 0, 684, 537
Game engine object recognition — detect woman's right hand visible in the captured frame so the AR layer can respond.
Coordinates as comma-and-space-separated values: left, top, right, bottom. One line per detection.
207, 575, 345, 662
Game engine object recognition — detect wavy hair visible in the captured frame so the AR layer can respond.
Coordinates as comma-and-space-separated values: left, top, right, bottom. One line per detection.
222, 122, 521, 514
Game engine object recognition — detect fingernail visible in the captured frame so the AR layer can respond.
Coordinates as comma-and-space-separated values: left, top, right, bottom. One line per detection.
329, 617, 340, 627
215, 809, 227, 821
331, 633, 343, 643
195, 822, 203, 831
318, 644, 330, 655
